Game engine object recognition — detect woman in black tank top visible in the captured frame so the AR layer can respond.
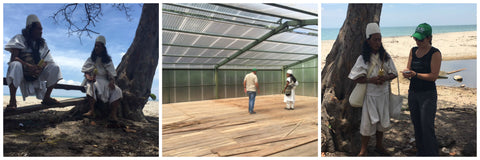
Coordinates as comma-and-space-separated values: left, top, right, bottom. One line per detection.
402, 23, 442, 156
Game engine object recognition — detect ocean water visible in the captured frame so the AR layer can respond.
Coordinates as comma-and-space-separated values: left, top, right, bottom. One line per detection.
437, 59, 476, 88
322, 25, 477, 40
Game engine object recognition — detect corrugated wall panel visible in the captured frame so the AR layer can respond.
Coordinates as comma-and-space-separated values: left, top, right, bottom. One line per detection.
163, 69, 283, 104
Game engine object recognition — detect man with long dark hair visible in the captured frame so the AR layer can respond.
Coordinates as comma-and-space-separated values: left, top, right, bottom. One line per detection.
348, 23, 398, 156
5, 14, 62, 110
81, 35, 122, 121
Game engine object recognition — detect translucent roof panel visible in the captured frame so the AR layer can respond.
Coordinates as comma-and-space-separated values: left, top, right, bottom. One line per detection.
267, 32, 318, 46
251, 41, 318, 54
163, 30, 254, 49
220, 65, 282, 70
227, 59, 295, 66
163, 13, 271, 39
219, 3, 317, 20
163, 64, 216, 69
239, 51, 314, 61
163, 46, 238, 57
163, 3, 281, 28
163, 56, 225, 65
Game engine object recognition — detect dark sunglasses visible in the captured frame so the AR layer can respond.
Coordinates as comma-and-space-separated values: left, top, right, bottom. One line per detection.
414, 37, 424, 42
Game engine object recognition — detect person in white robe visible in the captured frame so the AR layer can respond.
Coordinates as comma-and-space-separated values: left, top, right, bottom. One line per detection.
5, 14, 62, 110
348, 23, 398, 156
81, 35, 122, 121
282, 69, 299, 110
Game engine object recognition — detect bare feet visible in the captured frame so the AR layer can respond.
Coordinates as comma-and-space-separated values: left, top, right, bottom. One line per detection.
83, 110, 95, 117
357, 152, 367, 156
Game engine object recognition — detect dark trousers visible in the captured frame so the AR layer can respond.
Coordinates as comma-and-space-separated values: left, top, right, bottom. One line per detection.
408, 89, 439, 156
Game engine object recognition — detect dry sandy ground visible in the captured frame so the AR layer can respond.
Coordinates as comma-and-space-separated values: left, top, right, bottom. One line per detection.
321, 31, 477, 156
3, 96, 159, 156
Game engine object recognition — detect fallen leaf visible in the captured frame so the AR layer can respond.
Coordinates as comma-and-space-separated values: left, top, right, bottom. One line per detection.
93, 145, 98, 148
321, 152, 326, 157
90, 121, 96, 125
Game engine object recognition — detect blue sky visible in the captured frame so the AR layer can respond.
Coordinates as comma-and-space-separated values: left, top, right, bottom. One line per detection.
2, 3, 159, 99
322, 3, 477, 28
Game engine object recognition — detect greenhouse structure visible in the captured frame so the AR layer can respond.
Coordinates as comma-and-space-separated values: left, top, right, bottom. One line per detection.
162, 3, 318, 157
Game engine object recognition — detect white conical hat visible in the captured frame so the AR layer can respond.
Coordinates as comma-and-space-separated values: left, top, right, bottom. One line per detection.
287, 69, 293, 74
366, 23, 381, 39
96, 35, 106, 45
26, 14, 40, 27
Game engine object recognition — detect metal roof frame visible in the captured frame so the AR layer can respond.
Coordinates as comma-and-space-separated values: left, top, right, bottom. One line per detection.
162, 3, 318, 70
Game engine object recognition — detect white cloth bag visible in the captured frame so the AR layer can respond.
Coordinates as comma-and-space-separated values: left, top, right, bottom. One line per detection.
389, 77, 402, 119
349, 61, 376, 107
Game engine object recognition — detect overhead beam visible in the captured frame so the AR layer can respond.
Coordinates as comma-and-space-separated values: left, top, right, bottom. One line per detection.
164, 28, 317, 47
163, 28, 257, 40
162, 54, 300, 61
283, 54, 318, 69
212, 3, 303, 21
264, 3, 318, 17
215, 19, 317, 69
248, 50, 316, 55
165, 3, 279, 25
163, 62, 219, 65
163, 54, 229, 59
163, 44, 240, 51
163, 11, 270, 29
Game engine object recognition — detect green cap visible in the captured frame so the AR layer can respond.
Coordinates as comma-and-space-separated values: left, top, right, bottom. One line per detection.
412, 23, 432, 41
252, 68, 257, 71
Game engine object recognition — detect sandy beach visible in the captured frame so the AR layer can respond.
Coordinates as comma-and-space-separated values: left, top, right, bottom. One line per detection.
322, 31, 477, 65
2, 96, 159, 117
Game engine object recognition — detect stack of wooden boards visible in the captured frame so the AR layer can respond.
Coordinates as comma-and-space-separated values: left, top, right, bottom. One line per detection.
163, 95, 318, 157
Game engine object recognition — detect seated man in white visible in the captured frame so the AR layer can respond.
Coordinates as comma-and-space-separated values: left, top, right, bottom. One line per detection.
81, 35, 122, 121
5, 14, 62, 110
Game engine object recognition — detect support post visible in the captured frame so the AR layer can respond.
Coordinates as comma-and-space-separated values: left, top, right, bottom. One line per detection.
214, 68, 219, 99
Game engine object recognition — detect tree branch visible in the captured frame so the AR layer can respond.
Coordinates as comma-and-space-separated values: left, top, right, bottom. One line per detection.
51, 3, 134, 41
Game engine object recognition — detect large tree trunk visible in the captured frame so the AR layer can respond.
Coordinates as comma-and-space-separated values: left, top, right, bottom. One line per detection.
115, 3, 159, 122
321, 4, 382, 154
65, 4, 158, 122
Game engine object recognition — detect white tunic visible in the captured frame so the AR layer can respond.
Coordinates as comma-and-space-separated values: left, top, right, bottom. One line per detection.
348, 53, 397, 136
5, 34, 62, 100
81, 57, 122, 103
284, 77, 299, 102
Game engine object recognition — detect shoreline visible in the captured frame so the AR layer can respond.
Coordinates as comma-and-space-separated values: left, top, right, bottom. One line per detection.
321, 31, 477, 64
3, 96, 159, 117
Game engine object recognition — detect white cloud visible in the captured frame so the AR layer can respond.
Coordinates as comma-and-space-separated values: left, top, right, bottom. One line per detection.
54, 55, 86, 71
58, 79, 82, 85
4, 36, 11, 44
3, 52, 11, 64
120, 52, 126, 56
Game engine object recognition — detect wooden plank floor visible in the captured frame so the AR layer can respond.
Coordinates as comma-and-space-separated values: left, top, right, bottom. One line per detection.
163, 95, 318, 157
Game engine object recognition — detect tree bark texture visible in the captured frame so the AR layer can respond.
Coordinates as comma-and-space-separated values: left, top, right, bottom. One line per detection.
115, 3, 159, 122
321, 4, 382, 154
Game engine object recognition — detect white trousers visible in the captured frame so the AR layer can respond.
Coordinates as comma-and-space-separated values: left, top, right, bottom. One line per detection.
85, 76, 122, 103
285, 101, 294, 109
7, 61, 62, 100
